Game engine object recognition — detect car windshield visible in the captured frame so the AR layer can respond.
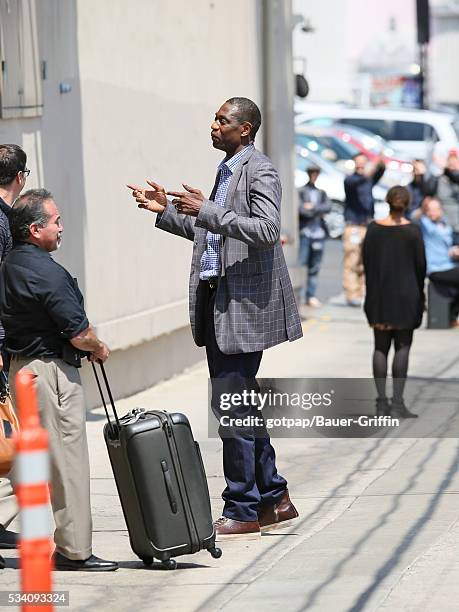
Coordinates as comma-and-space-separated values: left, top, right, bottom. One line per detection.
295, 132, 359, 160
340, 118, 388, 139
337, 127, 385, 154
295, 148, 342, 176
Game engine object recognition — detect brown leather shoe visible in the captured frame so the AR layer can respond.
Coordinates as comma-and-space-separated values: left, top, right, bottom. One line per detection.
258, 489, 299, 532
214, 516, 261, 541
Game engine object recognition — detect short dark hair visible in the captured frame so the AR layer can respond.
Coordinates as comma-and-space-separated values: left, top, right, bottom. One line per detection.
386, 185, 411, 212
0, 144, 27, 186
307, 165, 321, 175
353, 152, 367, 161
10, 189, 53, 242
225, 97, 262, 140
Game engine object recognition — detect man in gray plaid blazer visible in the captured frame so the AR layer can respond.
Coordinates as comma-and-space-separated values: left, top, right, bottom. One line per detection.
128, 97, 302, 540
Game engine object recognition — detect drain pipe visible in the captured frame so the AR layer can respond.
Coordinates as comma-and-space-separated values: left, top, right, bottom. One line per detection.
261, 0, 298, 268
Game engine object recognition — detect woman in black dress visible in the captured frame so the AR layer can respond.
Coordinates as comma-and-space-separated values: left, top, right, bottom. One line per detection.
362, 186, 426, 418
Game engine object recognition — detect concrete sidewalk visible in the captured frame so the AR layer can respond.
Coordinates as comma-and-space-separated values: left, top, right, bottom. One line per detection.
1, 302, 459, 611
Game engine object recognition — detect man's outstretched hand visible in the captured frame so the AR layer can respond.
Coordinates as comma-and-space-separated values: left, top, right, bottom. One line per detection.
127, 180, 168, 213
168, 184, 204, 217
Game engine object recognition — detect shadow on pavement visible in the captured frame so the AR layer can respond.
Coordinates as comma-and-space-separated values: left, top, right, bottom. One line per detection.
118, 560, 210, 571
196, 434, 391, 612
86, 410, 106, 422
3, 557, 19, 570
350, 443, 459, 611
299, 411, 459, 611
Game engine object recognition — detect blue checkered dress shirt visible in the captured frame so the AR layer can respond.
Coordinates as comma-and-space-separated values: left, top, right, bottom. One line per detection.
200, 144, 254, 280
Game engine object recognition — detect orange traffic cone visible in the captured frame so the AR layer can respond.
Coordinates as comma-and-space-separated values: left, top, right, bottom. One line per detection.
14, 369, 53, 612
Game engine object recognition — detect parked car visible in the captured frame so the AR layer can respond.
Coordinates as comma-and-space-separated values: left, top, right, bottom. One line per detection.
332, 124, 412, 170
295, 104, 459, 166
331, 124, 413, 185
295, 147, 387, 238
296, 123, 413, 186
295, 126, 360, 173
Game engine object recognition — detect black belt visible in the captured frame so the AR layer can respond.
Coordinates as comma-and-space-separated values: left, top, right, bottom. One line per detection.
10, 348, 82, 368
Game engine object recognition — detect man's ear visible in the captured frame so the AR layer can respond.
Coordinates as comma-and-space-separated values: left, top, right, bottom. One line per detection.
29, 223, 41, 239
240, 121, 252, 139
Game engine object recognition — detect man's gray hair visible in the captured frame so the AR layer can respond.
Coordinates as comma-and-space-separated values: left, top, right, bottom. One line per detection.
10, 188, 54, 243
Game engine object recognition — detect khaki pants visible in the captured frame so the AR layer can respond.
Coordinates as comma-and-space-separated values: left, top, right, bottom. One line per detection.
342, 225, 367, 301
9, 357, 92, 560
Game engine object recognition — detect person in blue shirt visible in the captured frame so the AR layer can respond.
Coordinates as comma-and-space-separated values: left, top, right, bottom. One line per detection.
420, 198, 459, 326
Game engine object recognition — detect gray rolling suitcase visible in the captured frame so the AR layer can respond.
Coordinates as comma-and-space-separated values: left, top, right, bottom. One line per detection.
92, 362, 222, 569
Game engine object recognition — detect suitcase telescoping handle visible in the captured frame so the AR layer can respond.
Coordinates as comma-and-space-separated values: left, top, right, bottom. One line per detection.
91, 361, 121, 437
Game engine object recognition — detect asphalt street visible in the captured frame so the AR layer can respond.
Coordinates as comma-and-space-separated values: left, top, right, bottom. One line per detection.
311, 237, 343, 303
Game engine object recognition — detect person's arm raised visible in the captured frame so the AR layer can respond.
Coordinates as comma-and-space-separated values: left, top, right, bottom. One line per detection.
367, 157, 386, 184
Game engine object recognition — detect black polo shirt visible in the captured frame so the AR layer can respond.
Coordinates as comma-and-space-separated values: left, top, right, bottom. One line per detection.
0, 242, 89, 357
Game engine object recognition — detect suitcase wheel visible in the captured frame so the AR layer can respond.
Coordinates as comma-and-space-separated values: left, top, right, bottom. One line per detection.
209, 547, 223, 559
141, 556, 154, 567
161, 558, 177, 570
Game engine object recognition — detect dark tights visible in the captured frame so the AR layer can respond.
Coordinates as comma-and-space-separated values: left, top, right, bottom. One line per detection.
373, 329, 414, 403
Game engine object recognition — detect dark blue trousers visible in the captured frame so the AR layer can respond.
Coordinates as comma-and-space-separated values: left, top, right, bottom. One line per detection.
204, 284, 287, 522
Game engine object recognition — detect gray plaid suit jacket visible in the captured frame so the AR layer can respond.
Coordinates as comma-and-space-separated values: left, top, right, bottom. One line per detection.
156, 147, 302, 354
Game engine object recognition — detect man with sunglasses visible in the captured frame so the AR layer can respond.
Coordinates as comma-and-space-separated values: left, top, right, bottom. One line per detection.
0, 144, 29, 558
